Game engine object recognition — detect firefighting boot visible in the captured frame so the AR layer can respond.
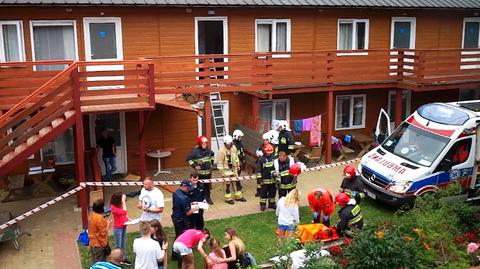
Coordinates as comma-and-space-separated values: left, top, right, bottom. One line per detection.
260, 204, 266, 212
268, 202, 276, 209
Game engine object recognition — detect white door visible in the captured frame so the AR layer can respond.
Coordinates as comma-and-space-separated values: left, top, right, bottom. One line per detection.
197, 101, 229, 156
390, 17, 416, 76
83, 17, 123, 90
375, 108, 391, 145
387, 90, 411, 130
89, 113, 127, 174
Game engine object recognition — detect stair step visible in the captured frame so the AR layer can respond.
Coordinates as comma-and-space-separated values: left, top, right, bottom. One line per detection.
64, 110, 75, 119
14, 144, 26, 154
39, 126, 52, 137
51, 118, 64, 128
3, 152, 14, 162
27, 135, 39, 146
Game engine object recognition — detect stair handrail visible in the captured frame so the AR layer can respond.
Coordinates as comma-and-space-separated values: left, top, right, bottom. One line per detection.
0, 62, 78, 125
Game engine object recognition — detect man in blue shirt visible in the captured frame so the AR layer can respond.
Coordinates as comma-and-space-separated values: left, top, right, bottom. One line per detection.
172, 179, 199, 239
90, 248, 123, 269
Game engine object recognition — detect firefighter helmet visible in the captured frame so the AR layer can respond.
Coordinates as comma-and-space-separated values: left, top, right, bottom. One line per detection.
268, 130, 279, 144
262, 132, 270, 141
343, 165, 356, 178
335, 193, 350, 207
263, 143, 274, 154
197, 136, 208, 146
233, 130, 244, 140
289, 163, 302, 176
277, 120, 289, 131
223, 135, 233, 145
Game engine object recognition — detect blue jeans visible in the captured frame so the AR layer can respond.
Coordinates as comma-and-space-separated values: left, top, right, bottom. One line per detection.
113, 227, 126, 257
102, 157, 116, 181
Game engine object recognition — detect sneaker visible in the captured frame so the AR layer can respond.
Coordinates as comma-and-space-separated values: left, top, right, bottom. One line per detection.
225, 200, 235, 205
121, 259, 132, 266
235, 198, 247, 202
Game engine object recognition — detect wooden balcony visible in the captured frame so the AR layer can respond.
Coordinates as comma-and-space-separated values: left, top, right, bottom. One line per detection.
0, 48, 479, 111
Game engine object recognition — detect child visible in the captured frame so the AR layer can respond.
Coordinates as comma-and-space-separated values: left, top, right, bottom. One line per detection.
208, 237, 228, 269
276, 188, 300, 239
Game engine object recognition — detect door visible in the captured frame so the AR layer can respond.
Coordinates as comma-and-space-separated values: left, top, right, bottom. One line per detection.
83, 17, 123, 90
197, 101, 229, 156
390, 17, 416, 75
89, 113, 127, 174
375, 108, 391, 145
387, 90, 411, 130
195, 17, 228, 79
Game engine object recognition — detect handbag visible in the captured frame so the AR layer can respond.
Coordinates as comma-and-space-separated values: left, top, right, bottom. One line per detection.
78, 229, 89, 246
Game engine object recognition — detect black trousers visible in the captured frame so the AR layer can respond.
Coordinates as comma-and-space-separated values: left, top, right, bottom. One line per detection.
259, 183, 276, 205
199, 174, 212, 200
188, 210, 204, 230
172, 216, 189, 239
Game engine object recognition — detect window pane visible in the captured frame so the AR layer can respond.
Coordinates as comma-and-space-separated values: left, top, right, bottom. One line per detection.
274, 100, 287, 120
2, 24, 20, 61
339, 23, 353, 50
33, 25, 75, 71
352, 96, 364, 126
393, 21, 411, 49
336, 96, 351, 128
464, 22, 480, 49
356, 22, 366, 49
276, 22, 287, 52
89, 23, 117, 59
257, 24, 272, 52
259, 101, 273, 133
94, 113, 122, 146
42, 128, 74, 163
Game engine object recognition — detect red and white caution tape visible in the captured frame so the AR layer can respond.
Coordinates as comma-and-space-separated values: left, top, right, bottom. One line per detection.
0, 158, 360, 231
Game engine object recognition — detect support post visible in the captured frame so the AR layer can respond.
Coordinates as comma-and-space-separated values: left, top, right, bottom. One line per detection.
251, 95, 259, 131
204, 95, 212, 143
139, 111, 147, 179
325, 90, 334, 164
395, 89, 403, 128
72, 66, 88, 228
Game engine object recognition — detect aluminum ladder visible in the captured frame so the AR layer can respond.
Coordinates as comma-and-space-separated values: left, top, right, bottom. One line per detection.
210, 92, 227, 151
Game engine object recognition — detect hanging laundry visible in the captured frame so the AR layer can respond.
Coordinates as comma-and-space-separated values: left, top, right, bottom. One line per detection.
332, 136, 343, 152
309, 115, 322, 146
293, 120, 303, 136
302, 117, 313, 131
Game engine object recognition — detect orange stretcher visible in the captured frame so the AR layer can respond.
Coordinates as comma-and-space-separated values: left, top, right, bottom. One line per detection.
294, 223, 340, 244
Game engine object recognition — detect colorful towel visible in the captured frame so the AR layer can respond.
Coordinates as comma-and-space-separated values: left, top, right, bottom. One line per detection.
293, 120, 303, 136
302, 117, 313, 131
309, 115, 322, 146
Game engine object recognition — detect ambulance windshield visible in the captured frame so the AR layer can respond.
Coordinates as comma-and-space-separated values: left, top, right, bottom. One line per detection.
382, 122, 450, 167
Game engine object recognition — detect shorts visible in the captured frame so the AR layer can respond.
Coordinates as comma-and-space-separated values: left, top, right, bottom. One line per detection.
173, 241, 192, 256
278, 224, 296, 232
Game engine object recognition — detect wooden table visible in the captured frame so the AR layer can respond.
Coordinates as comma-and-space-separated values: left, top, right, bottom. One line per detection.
351, 132, 374, 158
292, 144, 305, 158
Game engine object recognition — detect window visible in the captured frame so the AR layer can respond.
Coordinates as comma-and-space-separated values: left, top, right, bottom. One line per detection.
391, 17, 416, 49
387, 90, 411, 129
463, 18, 480, 48
444, 138, 472, 166
30, 20, 77, 71
41, 128, 74, 164
335, 95, 366, 130
256, 19, 291, 53
0, 21, 24, 62
259, 99, 290, 133
337, 19, 369, 51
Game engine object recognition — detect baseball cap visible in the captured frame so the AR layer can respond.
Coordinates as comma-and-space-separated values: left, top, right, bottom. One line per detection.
180, 180, 194, 191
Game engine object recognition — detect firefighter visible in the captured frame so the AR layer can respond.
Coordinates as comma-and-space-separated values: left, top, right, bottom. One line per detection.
256, 143, 277, 211
274, 151, 301, 198
276, 120, 295, 156
334, 192, 364, 236
339, 165, 365, 204
186, 136, 215, 205
307, 188, 335, 226
255, 131, 277, 197
232, 129, 245, 176
217, 135, 246, 204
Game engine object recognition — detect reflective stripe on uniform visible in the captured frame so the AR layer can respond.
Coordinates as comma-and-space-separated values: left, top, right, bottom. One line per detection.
224, 193, 233, 200
234, 191, 243, 198
188, 160, 195, 165
263, 162, 274, 168
198, 170, 211, 175
280, 183, 296, 189
262, 179, 275, 184
259, 198, 267, 203
280, 171, 290, 177
348, 205, 363, 226
288, 145, 294, 150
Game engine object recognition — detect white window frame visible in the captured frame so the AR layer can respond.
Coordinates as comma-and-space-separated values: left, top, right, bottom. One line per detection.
390, 17, 416, 49
83, 17, 123, 61
335, 94, 367, 131
337, 19, 369, 56
255, 19, 291, 57
462, 17, 480, 49
30, 20, 79, 70
259, 98, 290, 129
0, 20, 25, 62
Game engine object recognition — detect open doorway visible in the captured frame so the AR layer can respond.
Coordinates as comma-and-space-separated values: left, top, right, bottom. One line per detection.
195, 17, 228, 79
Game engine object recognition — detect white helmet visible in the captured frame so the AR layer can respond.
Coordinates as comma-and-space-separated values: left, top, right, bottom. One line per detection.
277, 120, 289, 131
262, 132, 270, 141
268, 130, 279, 145
223, 135, 233, 145
233, 130, 244, 140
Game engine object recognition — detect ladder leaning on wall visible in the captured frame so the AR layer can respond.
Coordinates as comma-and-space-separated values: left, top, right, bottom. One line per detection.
209, 92, 227, 151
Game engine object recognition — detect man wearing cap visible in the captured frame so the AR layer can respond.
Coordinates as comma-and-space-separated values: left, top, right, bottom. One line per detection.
172, 180, 200, 239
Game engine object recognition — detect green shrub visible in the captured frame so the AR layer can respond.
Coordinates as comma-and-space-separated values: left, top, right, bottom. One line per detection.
299, 241, 339, 269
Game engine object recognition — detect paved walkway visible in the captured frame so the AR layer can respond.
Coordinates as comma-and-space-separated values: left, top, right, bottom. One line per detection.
0, 161, 358, 269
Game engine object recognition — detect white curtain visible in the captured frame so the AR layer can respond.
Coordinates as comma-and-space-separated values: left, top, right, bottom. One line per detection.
276, 22, 287, 52
2, 24, 20, 61
257, 24, 272, 52
339, 23, 353, 50
336, 96, 351, 128
352, 96, 364, 126
33, 25, 75, 71
259, 102, 273, 133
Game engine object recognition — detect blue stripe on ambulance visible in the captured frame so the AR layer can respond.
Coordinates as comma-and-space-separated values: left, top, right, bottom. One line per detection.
406, 167, 473, 192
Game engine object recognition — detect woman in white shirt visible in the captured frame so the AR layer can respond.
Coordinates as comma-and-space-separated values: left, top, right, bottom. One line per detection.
275, 188, 300, 239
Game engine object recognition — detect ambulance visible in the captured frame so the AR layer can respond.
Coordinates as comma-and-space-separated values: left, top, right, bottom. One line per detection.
359, 100, 480, 206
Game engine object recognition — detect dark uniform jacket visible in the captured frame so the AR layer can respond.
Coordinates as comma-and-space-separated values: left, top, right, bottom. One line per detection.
336, 204, 364, 236
278, 130, 295, 155
188, 184, 206, 203
340, 176, 366, 203
186, 147, 215, 177
274, 157, 296, 189
256, 154, 276, 184
233, 140, 245, 164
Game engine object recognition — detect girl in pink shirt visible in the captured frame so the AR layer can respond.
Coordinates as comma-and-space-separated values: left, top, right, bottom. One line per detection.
110, 192, 131, 265
208, 238, 228, 269
173, 228, 210, 269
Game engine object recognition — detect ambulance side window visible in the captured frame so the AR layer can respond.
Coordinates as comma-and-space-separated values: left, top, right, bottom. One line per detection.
444, 138, 472, 166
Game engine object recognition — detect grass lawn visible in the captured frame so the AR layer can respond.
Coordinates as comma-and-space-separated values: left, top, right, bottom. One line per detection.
78, 198, 394, 268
